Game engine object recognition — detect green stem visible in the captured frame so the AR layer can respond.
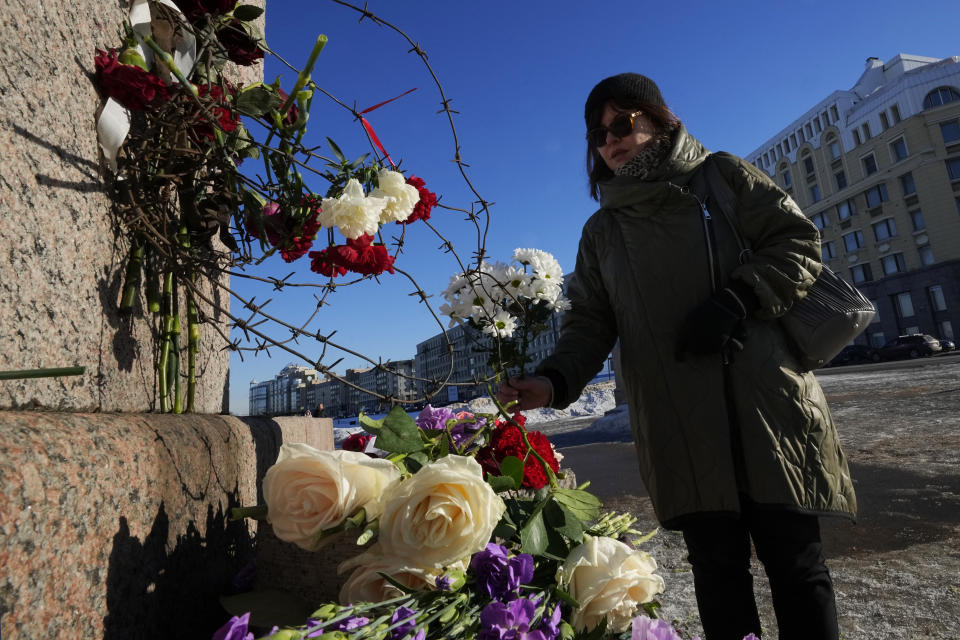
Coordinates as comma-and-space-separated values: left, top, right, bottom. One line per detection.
119, 242, 144, 312
0, 366, 85, 380
158, 272, 174, 412
488, 382, 560, 489
170, 276, 182, 414
229, 505, 268, 521
142, 36, 198, 97
265, 35, 326, 149
144, 245, 161, 313
187, 292, 199, 413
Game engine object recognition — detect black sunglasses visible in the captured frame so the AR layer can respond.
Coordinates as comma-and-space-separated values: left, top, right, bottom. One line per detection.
586, 111, 642, 147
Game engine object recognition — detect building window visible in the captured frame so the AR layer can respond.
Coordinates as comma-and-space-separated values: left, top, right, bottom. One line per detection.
929, 285, 947, 311
910, 209, 926, 231
900, 172, 916, 196
852, 129, 862, 146
822, 240, 837, 260
850, 263, 873, 284
923, 86, 960, 110
864, 183, 889, 208
797, 129, 805, 143
940, 120, 960, 144
803, 156, 815, 175
837, 198, 856, 220
879, 112, 890, 131
815, 116, 824, 133
828, 138, 842, 159
895, 292, 915, 318
889, 137, 908, 162
783, 138, 791, 153
891, 104, 902, 123
835, 171, 847, 189
939, 320, 954, 341
948, 157, 960, 181
872, 218, 897, 241
806, 123, 814, 138
918, 246, 935, 266
843, 230, 865, 252
881, 253, 907, 275
869, 299, 881, 323
777, 142, 784, 157
810, 211, 829, 230
782, 168, 792, 188
790, 133, 798, 148
810, 184, 822, 202
862, 153, 878, 176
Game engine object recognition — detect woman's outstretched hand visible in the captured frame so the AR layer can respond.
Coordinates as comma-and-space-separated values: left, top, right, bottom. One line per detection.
496, 376, 553, 411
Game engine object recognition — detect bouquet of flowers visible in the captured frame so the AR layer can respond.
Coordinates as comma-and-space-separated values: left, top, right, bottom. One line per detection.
440, 249, 571, 376
224, 404, 675, 640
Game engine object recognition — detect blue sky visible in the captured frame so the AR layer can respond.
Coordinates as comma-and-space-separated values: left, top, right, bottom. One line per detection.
228, 0, 959, 413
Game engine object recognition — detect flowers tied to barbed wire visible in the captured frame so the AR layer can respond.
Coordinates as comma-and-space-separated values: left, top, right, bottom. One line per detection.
400, 175, 437, 224
246, 196, 323, 262
309, 234, 396, 278
95, 48, 172, 111
557, 535, 665, 632
262, 443, 401, 551
319, 168, 419, 240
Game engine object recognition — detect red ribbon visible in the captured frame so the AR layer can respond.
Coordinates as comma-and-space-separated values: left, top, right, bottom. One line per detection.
357, 88, 418, 168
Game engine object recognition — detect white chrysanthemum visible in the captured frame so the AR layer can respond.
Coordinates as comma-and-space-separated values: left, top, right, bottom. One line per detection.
512, 248, 539, 265
531, 252, 563, 283
481, 310, 517, 338
549, 294, 572, 312
319, 179, 388, 239
501, 264, 530, 300
524, 279, 563, 306
370, 169, 419, 223
443, 274, 469, 299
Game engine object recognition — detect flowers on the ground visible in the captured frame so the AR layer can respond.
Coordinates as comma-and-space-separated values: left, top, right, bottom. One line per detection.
470, 543, 534, 599
338, 546, 468, 604
558, 535, 665, 632
477, 417, 559, 490
212, 611, 253, 640
94, 48, 171, 111
262, 444, 401, 551
478, 597, 560, 640
341, 432, 374, 454
378, 455, 506, 567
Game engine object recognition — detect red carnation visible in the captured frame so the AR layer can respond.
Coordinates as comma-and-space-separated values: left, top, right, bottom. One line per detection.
308, 234, 395, 278
400, 175, 437, 224
217, 19, 264, 66
248, 198, 322, 263
477, 414, 558, 490
342, 433, 374, 454
94, 49, 171, 111
309, 247, 348, 277
173, 0, 238, 22
191, 83, 240, 141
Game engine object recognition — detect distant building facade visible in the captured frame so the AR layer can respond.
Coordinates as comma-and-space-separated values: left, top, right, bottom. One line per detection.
744, 54, 960, 347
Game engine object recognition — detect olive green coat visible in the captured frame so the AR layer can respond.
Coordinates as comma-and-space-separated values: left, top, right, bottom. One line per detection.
538, 126, 857, 528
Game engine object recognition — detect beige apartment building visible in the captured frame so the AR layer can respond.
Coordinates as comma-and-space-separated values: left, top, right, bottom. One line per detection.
745, 54, 960, 347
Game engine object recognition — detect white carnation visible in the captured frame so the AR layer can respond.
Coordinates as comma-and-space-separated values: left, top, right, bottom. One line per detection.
370, 169, 419, 223
319, 179, 388, 239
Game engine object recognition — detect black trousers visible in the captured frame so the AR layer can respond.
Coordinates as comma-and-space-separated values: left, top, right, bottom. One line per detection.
680, 505, 839, 640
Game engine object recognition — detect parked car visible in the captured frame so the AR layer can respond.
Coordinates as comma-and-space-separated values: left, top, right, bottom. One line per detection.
938, 338, 956, 352
877, 334, 943, 361
828, 344, 881, 366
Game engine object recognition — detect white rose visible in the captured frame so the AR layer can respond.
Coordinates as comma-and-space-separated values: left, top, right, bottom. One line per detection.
318, 178, 387, 239
378, 455, 506, 567
262, 443, 401, 551
370, 169, 419, 223
337, 544, 468, 604
557, 535, 665, 632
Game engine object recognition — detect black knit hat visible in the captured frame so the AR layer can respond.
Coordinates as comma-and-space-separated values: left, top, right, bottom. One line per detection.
584, 73, 665, 123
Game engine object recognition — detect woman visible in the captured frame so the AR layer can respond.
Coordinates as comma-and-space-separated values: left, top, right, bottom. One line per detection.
498, 73, 856, 640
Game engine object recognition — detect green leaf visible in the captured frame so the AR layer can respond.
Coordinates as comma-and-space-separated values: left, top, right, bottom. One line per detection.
544, 501, 583, 543
233, 3, 265, 21
553, 587, 580, 609
357, 411, 383, 436
499, 455, 524, 488
236, 84, 283, 117
487, 474, 518, 493
405, 451, 428, 473
374, 406, 424, 453
552, 488, 602, 522
520, 509, 548, 555
327, 137, 346, 163
219, 589, 313, 628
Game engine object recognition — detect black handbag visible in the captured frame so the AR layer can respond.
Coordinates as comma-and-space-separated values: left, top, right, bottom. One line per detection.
696, 154, 875, 370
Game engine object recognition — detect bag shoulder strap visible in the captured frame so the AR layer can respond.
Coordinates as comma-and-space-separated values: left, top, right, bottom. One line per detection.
693, 153, 751, 260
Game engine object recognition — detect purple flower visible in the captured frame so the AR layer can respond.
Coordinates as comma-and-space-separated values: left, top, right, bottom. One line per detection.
479, 598, 548, 640
435, 574, 453, 591
416, 405, 456, 431
212, 612, 254, 640
333, 615, 371, 631
449, 415, 487, 448
541, 604, 562, 640
630, 615, 686, 640
390, 606, 419, 640
470, 542, 534, 599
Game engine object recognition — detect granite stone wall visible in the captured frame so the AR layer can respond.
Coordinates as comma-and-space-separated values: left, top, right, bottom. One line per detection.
0, 412, 331, 639
0, 0, 262, 412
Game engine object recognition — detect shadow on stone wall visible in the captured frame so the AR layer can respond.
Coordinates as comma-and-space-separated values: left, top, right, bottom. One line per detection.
103, 499, 255, 639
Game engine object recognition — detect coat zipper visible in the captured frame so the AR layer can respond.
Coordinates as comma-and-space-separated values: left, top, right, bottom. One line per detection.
677, 185, 721, 295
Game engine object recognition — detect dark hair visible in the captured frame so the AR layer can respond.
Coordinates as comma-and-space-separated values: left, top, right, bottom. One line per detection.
585, 100, 681, 201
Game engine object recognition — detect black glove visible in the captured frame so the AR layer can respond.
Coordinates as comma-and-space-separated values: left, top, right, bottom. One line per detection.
676, 284, 755, 360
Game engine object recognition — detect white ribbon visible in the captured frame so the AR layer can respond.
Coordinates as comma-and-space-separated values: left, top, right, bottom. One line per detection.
96, 0, 197, 171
